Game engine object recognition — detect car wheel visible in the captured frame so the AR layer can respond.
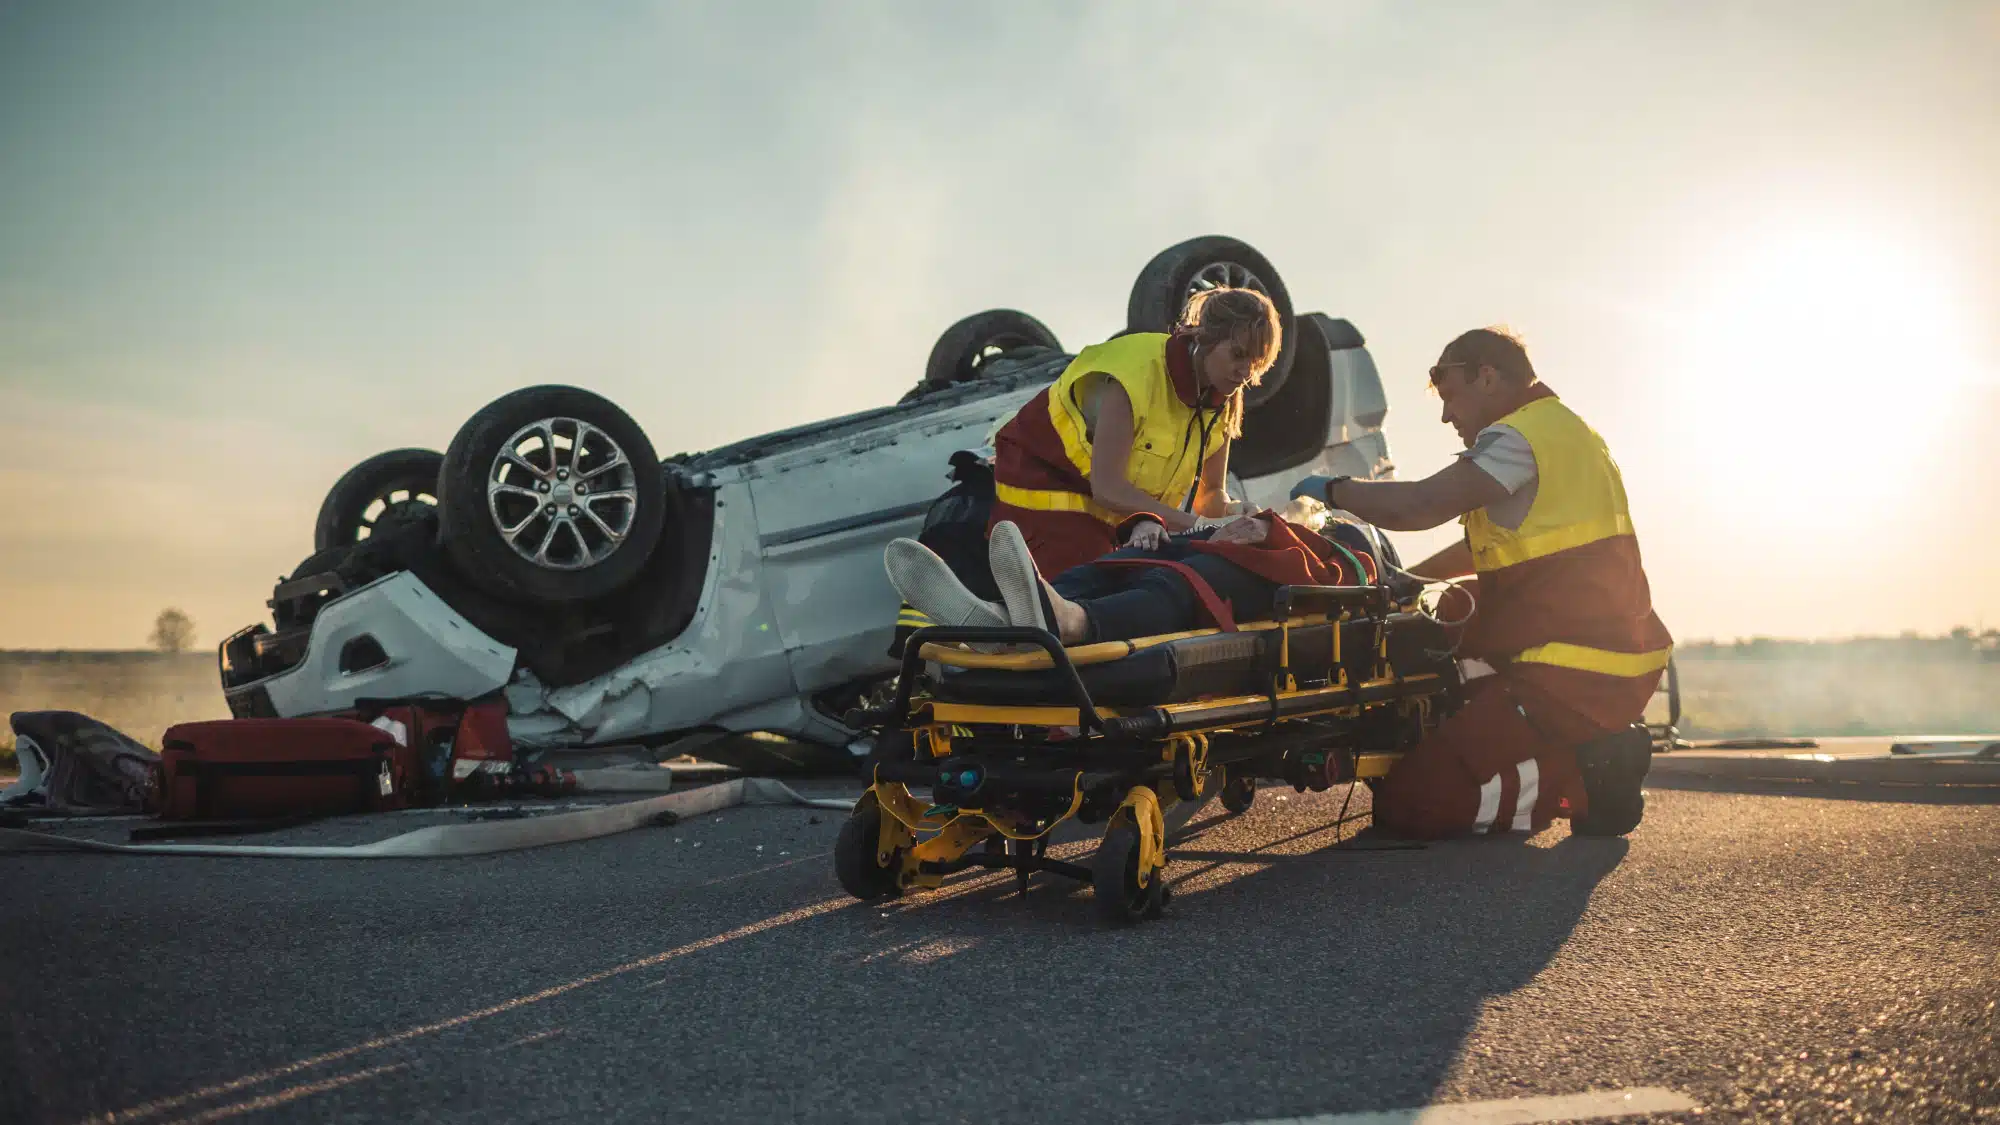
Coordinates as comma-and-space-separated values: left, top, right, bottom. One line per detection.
1126, 235, 1296, 409
437, 385, 664, 605
911, 309, 1062, 398
313, 448, 444, 551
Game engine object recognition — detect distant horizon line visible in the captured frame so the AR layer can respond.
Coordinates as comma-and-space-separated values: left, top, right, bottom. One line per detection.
2, 625, 1996, 659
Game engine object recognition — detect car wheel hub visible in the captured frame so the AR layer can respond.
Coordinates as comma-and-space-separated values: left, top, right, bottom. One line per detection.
486, 417, 639, 571
1189, 260, 1267, 298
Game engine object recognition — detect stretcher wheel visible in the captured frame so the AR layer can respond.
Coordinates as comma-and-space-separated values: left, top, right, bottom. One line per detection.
1220, 774, 1257, 815
834, 796, 904, 902
1092, 823, 1163, 926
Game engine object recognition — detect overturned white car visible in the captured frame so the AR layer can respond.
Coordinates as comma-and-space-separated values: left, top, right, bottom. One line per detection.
219, 237, 1404, 761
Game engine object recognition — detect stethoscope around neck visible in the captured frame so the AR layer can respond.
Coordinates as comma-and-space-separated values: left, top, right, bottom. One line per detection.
1175, 339, 1226, 513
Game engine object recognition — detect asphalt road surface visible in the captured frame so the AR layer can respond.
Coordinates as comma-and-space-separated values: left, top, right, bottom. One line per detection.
3, 775, 1995, 1124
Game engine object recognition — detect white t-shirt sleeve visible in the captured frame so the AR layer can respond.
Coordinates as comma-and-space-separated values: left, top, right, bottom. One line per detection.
1458, 424, 1537, 494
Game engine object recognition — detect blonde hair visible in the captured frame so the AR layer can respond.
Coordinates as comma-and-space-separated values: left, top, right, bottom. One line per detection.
1180, 287, 1281, 438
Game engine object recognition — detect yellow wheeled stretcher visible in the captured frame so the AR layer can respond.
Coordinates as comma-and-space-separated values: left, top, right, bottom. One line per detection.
833, 583, 1466, 926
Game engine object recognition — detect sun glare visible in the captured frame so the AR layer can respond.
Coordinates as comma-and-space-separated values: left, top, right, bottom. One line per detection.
1676, 221, 1980, 518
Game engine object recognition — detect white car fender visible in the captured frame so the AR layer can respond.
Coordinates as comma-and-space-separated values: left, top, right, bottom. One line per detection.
256, 572, 517, 717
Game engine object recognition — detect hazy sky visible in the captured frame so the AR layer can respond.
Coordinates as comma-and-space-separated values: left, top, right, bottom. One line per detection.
2, 1, 1995, 650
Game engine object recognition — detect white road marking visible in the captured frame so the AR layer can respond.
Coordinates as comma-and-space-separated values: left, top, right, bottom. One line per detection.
1214, 1086, 1698, 1125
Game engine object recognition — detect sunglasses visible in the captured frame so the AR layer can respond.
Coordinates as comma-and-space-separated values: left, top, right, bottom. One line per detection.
1427, 361, 1472, 383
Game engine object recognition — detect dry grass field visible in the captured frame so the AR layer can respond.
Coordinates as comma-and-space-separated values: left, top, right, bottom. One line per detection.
2, 653, 228, 762
1659, 658, 2000, 738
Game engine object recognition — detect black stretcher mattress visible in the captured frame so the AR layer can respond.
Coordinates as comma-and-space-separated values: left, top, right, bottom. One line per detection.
933, 614, 1455, 708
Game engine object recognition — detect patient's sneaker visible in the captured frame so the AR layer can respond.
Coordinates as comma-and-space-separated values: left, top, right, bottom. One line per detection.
884, 539, 1007, 632
1569, 724, 1653, 837
987, 520, 1054, 634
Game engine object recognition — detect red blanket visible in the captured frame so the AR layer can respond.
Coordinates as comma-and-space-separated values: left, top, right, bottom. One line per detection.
1110, 511, 1374, 623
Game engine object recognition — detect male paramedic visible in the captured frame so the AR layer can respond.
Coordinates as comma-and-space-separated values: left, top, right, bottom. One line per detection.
1314, 327, 1671, 838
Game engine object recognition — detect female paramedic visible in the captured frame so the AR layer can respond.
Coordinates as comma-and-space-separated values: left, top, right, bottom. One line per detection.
985, 287, 1282, 577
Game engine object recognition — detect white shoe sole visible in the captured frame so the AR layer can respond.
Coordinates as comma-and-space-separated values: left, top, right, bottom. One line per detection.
883, 540, 1007, 632
987, 521, 1049, 634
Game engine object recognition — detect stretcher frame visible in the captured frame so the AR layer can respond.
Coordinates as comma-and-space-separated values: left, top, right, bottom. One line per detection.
834, 583, 1464, 925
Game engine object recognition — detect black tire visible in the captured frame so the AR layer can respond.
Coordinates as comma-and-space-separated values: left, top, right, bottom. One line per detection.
1091, 821, 1160, 927
920, 309, 1063, 393
313, 448, 444, 551
834, 795, 904, 902
1220, 774, 1257, 815
1232, 313, 1337, 479
1126, 236, 1296, 410
437, 385, 664, 605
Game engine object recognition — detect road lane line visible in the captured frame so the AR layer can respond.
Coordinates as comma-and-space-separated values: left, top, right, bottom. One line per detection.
155, 1063, 410, 1125
1214, 1086, 1698, 1125
78, 896, 852, 1125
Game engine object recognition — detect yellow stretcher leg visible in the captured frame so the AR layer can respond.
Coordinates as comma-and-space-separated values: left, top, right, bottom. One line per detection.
1110, 784, 1166, 889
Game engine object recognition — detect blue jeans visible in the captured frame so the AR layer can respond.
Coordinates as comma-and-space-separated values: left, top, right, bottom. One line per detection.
1049, 540, 1278, 643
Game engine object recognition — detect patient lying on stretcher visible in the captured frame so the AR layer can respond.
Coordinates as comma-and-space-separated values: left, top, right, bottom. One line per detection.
884, 499, 1409, 648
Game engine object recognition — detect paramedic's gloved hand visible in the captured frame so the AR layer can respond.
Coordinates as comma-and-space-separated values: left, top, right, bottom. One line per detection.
1124, 521, 1169, 551
1290, 475, 1339, 502
1209, 515, 1270, 546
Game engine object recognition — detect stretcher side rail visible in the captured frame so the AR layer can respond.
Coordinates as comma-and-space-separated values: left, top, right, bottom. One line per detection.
1099, 672, 1449, 739
1271, 583, 1394, 619
844, 624, 1105, 734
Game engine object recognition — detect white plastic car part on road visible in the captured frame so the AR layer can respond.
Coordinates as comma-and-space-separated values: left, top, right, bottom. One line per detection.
0, 778, 852, 859
246, 572, 518, 717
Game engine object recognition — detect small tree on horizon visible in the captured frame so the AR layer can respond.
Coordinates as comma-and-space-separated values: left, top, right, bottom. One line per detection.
149, 608, 196, 654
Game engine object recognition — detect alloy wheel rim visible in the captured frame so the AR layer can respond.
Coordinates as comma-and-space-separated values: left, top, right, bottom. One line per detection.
485, 417, 639, 570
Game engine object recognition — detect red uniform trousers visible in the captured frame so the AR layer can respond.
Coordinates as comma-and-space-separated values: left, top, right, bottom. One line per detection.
1371, 665, 1659, 839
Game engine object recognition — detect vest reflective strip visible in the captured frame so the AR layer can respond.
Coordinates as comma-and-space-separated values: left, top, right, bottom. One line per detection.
1513, 641, 1673, 678
992, 480, 1122, 525
1045, 389, 1096, 478
1472, 512, 1636, 570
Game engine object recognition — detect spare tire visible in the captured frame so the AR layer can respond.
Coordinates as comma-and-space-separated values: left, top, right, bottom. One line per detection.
1126, 236, 1296, 409
313, 448, 444, 551
436, 385, 665, 605
919, 309, 1062, 393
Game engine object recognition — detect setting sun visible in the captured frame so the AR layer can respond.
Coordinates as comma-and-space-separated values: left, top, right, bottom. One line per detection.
1670, 218, 1979, 517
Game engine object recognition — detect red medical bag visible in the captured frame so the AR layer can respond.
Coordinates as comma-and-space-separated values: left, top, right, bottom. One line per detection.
337, 695, 515, 803
152, 718, 413, 820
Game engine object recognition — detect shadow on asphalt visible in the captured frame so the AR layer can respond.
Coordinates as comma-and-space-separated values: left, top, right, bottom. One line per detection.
822, 794, 1633, 1120
6, 787, 1631, 1125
